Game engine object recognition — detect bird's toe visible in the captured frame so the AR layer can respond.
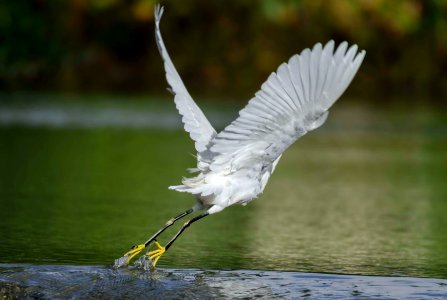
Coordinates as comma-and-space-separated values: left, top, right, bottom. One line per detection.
124, 244, 146, 263
146, 241, 166, 267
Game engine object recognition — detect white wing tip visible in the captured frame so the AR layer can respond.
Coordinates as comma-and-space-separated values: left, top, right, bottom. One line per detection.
312, 42, 323, 52
154, 4, 164, 24
359, 49, 367, 58
354, 49, 366, 66
324, 40, 366, 57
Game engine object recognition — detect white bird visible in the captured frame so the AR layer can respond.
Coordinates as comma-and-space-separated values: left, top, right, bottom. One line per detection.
119, 5, 365, 268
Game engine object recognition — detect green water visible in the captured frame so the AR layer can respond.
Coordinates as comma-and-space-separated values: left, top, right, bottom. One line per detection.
0, 102, 446, 279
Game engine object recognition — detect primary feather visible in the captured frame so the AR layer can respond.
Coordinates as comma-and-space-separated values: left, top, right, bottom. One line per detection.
155, 5, 365, 214
207, 41, 365, 172
154, 5, 216, 153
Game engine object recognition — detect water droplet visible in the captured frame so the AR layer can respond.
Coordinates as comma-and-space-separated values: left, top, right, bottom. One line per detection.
134, 255, 154, 271
113, 256, 129, 268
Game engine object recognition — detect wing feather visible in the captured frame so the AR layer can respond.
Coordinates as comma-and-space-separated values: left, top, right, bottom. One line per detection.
154, 5, 216, 153
208, 41, 365, 171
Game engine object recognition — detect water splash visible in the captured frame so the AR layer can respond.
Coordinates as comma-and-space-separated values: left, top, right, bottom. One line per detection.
133, 255, 154, 272
113, 253, 154, 271
113, 255, 129, 269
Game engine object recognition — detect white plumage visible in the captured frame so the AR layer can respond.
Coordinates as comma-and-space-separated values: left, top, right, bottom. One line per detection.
154, 6, 365, 215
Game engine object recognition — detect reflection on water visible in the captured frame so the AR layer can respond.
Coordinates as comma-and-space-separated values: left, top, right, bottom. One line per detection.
0, 98, 235, 129
0, 99, 446, 280
0, 264, 446, 299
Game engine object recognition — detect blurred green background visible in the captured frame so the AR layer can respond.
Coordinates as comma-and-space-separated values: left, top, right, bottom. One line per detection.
1, 0, 447, 100
0, 0, 447, 278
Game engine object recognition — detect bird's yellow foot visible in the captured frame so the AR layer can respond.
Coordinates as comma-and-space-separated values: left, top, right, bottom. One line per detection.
147, 241, 166, 267
123, 244, 145, 264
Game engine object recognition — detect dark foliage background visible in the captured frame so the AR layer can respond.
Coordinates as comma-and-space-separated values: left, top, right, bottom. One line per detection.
1, 0, 446, 102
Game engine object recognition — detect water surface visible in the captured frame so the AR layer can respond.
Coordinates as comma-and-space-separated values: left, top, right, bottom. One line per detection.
1, 264, 447, 299
0, 98, 446, 283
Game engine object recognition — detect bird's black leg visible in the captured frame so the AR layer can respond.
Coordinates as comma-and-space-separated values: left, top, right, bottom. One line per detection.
147, 212, 209, 266
166, 212, 209, 250
144, 208, 194, 247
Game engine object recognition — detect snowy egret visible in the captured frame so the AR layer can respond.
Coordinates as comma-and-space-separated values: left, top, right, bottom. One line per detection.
117, 5, 365, 268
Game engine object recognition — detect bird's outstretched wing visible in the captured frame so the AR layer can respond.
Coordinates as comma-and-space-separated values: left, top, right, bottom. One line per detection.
154, 5, 216, 153
208, 41, 365, 171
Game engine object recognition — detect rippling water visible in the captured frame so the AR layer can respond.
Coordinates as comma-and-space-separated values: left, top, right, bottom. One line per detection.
0, 97, 446, 297
1, 264, 446, 299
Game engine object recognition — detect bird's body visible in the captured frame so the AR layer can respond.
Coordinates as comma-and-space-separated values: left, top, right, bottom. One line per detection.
117, 5, 365, 268
155, 4, 365, 214
174, 152, 282, 213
